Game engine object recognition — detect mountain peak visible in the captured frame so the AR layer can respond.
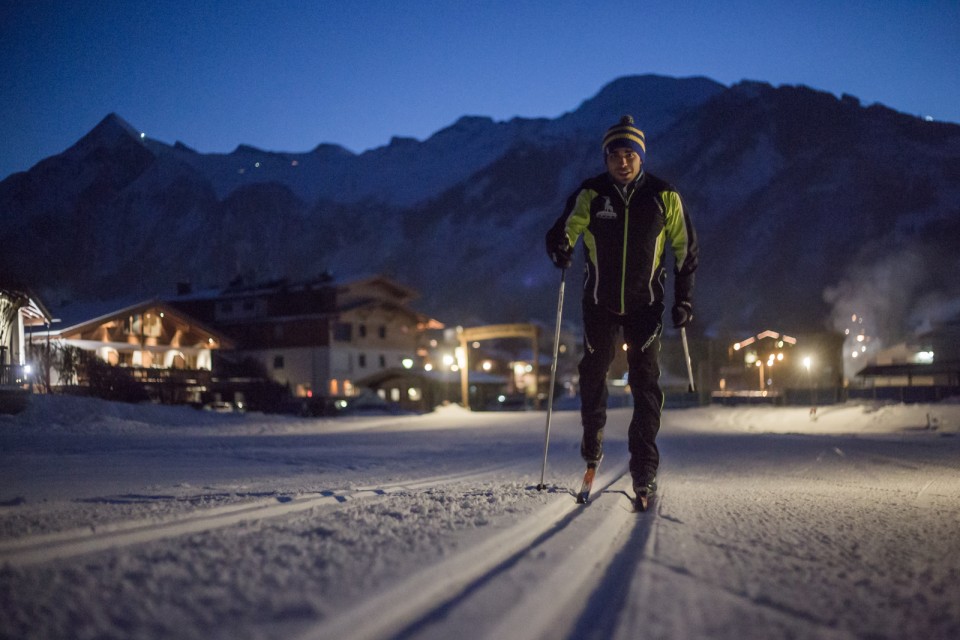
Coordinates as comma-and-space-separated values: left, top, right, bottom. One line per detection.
560, 75, 726, 134
87, 113, 143, 142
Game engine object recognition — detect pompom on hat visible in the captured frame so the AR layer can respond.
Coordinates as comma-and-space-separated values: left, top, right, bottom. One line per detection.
602, 115, 646, 162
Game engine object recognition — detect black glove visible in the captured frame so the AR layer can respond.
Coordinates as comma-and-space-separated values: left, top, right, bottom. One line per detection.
545, 229, 573, 269
671, 301, 693, 328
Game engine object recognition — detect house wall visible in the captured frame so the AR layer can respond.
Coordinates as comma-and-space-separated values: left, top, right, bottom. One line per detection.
170, 276, 433, 401
246, 346, 332, 398
250, 305, 423, 398
332, 305, 420, 388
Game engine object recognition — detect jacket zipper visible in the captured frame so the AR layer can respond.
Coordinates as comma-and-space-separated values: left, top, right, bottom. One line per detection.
617, 186, 633, 314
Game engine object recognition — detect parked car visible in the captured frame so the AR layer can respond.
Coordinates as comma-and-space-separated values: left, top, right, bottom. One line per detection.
203, 401, 244, 413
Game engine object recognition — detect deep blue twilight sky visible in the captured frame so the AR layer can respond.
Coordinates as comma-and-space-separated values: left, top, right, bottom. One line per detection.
2, 0, 958, 181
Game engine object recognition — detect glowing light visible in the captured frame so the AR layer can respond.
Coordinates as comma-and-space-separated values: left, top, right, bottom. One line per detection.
442, 354, 455, 367
424, 363, 433, 372
776, 353, 784, 361
733, 343, 741, 351
481, 361, 493, 372
401, 358, 414, 369
915, 351, 934, 364
856, 334, 865, 342
802, 357, 812, 371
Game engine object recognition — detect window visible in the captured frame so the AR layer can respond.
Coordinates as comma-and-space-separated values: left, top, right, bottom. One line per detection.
123, 313, 161, 338
334, 323, 352, 342
358, 324, 368, 338
379, 325, 387, 339
379, 355, 386, 368
358, 354, 367, 368
273, 355, 285, 369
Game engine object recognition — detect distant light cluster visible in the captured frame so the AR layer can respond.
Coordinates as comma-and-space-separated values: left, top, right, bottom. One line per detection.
845, 313, 871, 360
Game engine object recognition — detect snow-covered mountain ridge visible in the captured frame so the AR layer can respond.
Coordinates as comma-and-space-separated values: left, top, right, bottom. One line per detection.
1, 74, 958, 343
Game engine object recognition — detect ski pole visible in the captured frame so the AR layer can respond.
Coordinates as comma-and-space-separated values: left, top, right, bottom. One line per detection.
537, 268, 566, 491
681, 326, 696, 393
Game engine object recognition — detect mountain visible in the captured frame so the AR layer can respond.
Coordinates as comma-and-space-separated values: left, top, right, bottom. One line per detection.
1, 75, 959, 350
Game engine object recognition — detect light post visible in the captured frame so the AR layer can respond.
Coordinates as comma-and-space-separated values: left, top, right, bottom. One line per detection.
803, 355, 818, 418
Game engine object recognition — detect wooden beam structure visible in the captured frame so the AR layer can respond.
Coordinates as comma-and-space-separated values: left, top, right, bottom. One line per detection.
457, 323, 541, 410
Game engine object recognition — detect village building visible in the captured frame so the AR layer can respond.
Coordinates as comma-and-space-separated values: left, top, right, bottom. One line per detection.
169, 274, 445, 410
714, 329, 845, 404
852, 320, 960, 402
24, 298, 232, 404
0, 281, 52, 412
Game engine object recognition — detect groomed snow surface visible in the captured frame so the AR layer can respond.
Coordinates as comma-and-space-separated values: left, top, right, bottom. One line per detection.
1, 395, 959, 640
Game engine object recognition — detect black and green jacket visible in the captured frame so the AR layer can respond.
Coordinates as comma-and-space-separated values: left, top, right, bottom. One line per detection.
548, 170, 698, 316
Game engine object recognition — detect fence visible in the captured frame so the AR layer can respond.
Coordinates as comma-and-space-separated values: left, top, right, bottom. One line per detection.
0, 364, 29, 388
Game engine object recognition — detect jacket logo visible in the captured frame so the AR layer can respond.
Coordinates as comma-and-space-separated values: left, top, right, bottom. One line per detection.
596, 197, 617, 220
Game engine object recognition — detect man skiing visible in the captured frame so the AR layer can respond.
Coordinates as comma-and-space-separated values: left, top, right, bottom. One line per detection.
545, 115, 698, 510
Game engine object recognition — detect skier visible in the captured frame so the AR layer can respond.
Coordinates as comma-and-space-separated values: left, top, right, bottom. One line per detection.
545, 115, 699, 510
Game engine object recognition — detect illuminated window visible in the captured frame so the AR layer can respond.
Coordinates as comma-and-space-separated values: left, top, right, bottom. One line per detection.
124, 313, 162, 337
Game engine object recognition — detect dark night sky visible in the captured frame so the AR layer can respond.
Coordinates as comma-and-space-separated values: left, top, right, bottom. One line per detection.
2, 0, 958, 180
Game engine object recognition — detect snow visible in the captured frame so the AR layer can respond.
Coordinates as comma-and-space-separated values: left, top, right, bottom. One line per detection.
1, 394, 959, 639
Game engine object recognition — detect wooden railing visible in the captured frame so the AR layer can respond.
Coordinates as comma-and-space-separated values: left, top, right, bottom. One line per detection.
0, 364, 29, 387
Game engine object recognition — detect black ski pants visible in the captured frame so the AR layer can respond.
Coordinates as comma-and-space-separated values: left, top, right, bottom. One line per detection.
578, 303, 663, 485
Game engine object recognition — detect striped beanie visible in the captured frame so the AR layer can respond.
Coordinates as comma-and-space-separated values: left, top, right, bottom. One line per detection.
602, 115, 646, 161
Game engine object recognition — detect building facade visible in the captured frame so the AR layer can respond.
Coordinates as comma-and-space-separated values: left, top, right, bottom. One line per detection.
171, 274, 441, 400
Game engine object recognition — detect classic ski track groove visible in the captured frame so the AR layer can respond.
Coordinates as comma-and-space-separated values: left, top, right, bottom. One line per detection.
0, 462, 515, 567
299, 459, 634, 640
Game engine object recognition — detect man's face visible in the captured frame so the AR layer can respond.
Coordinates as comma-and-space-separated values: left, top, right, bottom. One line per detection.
605, 148, 642, 185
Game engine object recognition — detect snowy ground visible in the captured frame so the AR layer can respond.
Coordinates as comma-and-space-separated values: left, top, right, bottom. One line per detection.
1, 394, 959, 640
